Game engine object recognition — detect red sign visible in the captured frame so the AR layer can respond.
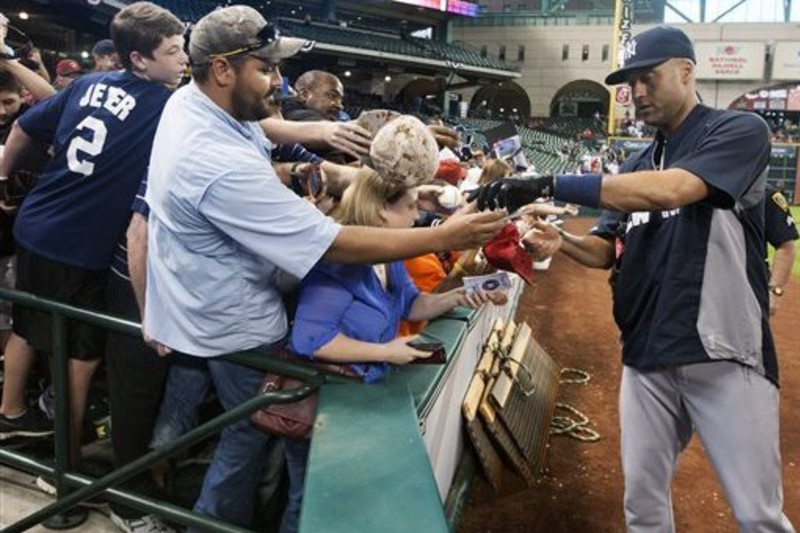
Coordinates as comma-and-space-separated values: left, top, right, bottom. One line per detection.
616, 86, 632, 106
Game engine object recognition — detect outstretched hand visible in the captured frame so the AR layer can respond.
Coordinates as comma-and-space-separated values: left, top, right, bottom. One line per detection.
439, 209, 507, 251
325, 121, 373, 159
522, 220, 563, 261
468, 174, 556, 212
427, 124, 460, 150
0, 13, 9, 55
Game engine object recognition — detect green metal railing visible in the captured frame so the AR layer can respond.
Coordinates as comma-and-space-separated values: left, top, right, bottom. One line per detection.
0, 286, 351, 532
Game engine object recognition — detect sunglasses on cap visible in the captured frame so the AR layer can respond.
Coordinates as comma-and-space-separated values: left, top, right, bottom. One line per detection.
208, 22, 278, 61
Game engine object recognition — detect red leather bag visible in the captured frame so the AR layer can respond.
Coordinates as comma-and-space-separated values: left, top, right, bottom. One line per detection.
251, 354, 358, 440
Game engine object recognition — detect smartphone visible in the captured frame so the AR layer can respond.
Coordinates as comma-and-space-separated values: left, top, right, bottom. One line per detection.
407, 341, 447, 364
306, 163, 322, 199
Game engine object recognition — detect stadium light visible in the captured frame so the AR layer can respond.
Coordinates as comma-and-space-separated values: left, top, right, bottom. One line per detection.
344, 70, 352, 77
385, 75, 392, 82
81, 50, 89, 59
19, 12, 29, 20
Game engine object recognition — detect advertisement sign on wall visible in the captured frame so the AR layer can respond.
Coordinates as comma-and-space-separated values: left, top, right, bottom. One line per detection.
772, 42, 800, 81
694, 42, 765, 80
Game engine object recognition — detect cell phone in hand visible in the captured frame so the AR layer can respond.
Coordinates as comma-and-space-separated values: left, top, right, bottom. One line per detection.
406, 341, 447, 364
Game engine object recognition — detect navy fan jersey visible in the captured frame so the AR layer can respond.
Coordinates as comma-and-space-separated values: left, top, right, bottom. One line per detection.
590, 105, 779, 384
15, 70, 172, 270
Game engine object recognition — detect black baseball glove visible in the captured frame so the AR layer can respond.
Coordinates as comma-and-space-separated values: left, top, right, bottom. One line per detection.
469, 174, 555, 213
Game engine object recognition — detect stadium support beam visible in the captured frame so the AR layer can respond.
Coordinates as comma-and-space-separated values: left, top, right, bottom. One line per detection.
665, 2, 694, 23
700, 0, 706, 22
712, 0, 747, 22
785, 0, 792, 22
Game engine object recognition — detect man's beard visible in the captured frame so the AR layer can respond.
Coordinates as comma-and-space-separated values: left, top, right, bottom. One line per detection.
263, 88, 283, 117
231, 80, 272, 122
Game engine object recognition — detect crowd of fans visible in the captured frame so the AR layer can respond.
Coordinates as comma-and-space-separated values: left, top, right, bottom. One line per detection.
0, 4, 582, 533
766, 116, 799, 143
0, 4, 796, 532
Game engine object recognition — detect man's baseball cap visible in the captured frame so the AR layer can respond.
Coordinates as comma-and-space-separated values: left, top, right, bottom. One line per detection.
56, 59, 83, 77
92, 39, 116, 57
189, 5, 313, 66
605, 25, 695, 85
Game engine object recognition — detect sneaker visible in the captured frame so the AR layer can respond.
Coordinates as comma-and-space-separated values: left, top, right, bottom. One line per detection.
35, 475, 57, 495
110, 511, 176, 533
35, 475, 108, 508
38, 388, 56, 421
0, 409, 54, 439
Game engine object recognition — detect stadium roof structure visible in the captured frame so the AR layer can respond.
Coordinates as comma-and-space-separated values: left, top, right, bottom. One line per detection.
147, 0, 520, 80
276, 19, 520, 80
5, 0, 518, 82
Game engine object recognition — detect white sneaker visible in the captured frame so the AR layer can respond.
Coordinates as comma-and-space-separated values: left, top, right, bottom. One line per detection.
35, 475, 57, 495
35, 476, 106, 508
110, 511, 176, 533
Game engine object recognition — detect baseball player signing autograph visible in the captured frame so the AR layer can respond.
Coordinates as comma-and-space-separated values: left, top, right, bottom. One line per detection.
470, 25, 795, 532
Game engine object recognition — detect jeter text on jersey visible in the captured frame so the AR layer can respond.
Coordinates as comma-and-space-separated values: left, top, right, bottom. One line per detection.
78, 83, 137, 121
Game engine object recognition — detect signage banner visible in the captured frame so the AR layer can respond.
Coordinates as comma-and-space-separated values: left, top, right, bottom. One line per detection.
695, 42, 765, 80
772, 42, 800, 81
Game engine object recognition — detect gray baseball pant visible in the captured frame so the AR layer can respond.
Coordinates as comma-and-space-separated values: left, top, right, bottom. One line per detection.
620, 360, 795, 533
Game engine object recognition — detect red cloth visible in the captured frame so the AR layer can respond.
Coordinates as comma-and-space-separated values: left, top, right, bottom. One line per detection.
482, 224, 533, 284
434, 160, 467, 186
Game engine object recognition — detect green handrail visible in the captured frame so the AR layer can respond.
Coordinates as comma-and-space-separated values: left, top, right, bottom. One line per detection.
0, 286, 348, 532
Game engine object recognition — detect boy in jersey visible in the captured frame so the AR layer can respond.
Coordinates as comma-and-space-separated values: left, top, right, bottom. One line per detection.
471, 25, 794, 532
0, 1, 187, 479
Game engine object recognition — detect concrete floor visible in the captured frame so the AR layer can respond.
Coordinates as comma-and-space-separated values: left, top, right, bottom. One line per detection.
0, 464, 117, 532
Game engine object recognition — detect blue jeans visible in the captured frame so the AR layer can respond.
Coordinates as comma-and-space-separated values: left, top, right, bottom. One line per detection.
192, 356, 274, 527
152, 352, 275, 528
150, 355, 210, 450
280, 438, 311, 533
155, 347, 302, 529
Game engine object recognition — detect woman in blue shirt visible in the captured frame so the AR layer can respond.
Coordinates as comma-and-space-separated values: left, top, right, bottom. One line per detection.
290, 168, 505, 381
282, 168, 506, 533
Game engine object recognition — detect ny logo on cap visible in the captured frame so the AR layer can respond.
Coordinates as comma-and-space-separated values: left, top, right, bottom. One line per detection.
623, 38, 637, 61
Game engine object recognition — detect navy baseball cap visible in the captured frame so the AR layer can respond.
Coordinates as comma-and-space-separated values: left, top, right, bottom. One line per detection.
92, 39, 116, 57
605, 25, 695, 85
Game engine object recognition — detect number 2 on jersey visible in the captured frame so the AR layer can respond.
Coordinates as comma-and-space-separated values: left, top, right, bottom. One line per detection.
67, 116, 108, 177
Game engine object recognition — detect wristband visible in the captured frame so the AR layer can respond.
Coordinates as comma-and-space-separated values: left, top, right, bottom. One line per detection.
554, 173, 602, 209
